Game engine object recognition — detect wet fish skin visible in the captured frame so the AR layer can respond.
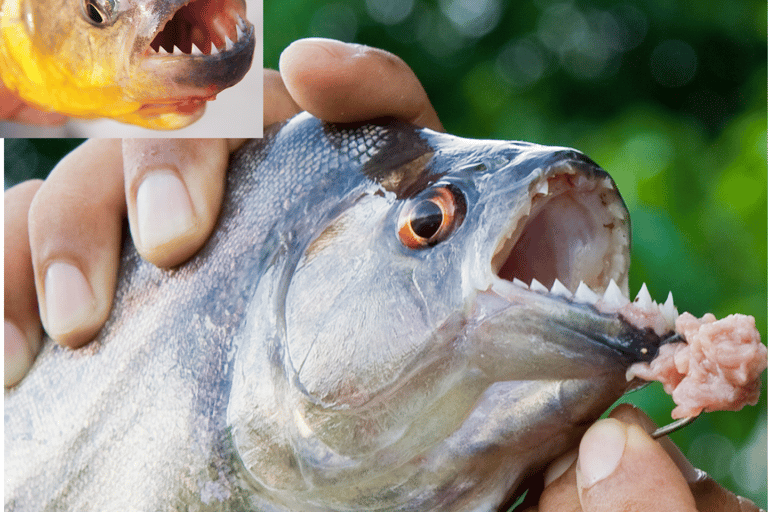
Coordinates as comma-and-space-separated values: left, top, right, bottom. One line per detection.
5, 113, 650, 511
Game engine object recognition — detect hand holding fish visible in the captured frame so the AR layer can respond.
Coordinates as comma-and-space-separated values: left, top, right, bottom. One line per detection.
524, 405, 762, 512
4, 39, 764, 512
4, 38, 441, 386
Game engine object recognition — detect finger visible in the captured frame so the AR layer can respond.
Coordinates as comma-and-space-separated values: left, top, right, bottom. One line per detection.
608, 404, 702, 482
122, 139, 229, 268
576, 417, 698, 511
688, 475, 763, 512
5, 180, 44, 387
27, 140, 125, 349
264, 68, 301, 127
537, 449, 581, 512
609, 404, 762, 512
279, 38, 443, 131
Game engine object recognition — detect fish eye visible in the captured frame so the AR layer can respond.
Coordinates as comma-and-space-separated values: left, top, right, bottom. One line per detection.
82, 0, 114, 25
398, 185, 466, 249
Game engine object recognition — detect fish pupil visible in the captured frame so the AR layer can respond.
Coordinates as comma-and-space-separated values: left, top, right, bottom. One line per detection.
86, 1, 104, 24
411, 201, 443, 240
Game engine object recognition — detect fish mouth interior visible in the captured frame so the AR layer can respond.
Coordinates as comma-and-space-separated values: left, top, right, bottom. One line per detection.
490, 164, 629, 297
148, 0, 249, 56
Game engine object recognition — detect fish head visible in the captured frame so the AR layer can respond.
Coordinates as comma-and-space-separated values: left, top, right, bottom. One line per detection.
2, 0, 254, 128
230, 117, 667, 510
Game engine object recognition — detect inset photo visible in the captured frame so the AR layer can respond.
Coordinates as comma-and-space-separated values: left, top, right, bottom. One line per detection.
0, 0, 262, 137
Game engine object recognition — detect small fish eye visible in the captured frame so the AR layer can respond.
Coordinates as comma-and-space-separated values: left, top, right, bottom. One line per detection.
82, 0, 112, 25
398, 185, 466, 249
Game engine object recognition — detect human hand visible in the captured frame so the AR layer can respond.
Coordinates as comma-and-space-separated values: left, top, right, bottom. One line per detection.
520, 404, 762, 512
4, 38, 442, 387
0, 81, 68, 126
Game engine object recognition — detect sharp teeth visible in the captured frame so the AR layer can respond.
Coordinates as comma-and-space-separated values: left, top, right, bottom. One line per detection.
530, 278, 548, 293
236, 22, 244, 41
159, 46, 169, 54
533, 180, 548, 196
574, 281, 600, 304
550, 279, 572, 298
224, 35, 234, 51
634, 283, 654, 311
660, 292, 679, 329
603, 279, 629, 308
512, 278, 528, 289
213, 17, 230, 43
493, 279, 516, 297
211, 42, 219, 55
191, 42, 203, 55
608, 201, 626, 220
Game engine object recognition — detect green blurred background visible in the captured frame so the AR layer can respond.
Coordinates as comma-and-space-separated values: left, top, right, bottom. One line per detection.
5, 0, 766, 507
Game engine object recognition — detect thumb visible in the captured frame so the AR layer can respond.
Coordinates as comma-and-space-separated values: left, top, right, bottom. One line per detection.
576, 417, 697, 512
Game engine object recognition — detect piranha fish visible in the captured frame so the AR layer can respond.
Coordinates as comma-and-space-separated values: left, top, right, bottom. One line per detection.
6, 113, 682, 511
0, 0, 255, 129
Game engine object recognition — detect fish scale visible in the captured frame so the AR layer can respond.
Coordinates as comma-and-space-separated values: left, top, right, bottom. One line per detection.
6, 113, 666, 511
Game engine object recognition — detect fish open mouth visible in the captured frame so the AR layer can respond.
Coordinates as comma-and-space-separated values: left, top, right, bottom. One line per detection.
486, 156, 679, 352
147, 0, 251, 57
135, 0, 255, 102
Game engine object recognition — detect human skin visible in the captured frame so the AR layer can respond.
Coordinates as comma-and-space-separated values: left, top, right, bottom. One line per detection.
0, 81, 68, 125
3, 38, 761, 512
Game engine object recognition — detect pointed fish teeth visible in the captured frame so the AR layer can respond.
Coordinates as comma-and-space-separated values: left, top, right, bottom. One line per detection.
550, 279, 572, 298
236, 22, 244, 41
211, 42, 220, 55
530, 278, 548, 293
191, 42, 203, 55
603, 279, 629, 307
512, 278, 528, 289
224, 35, 234, 51
159, 45, 169, 54
533, 180, 548, 196
492, 278, 516, 297
660, 291, 679, 329
574, 281, 600, 304
633, 283, 654, 311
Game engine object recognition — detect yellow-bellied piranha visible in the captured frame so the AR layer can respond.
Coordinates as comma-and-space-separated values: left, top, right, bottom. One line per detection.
0, 0, 255, 129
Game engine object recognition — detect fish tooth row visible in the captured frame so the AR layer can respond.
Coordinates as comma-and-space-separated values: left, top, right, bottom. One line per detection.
602, 279, 629, 308
574, 281, 600, 304
510, 276, 679, 328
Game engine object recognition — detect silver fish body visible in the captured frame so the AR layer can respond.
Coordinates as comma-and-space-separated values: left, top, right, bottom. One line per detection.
4, 113, 661, 511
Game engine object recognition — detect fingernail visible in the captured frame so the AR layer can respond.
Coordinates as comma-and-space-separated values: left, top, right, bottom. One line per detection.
5, 320, 32, 387
44, 261, 96, 337
544, 449, 577, 486
577, 419, 627, 488
136, 171, 195, 252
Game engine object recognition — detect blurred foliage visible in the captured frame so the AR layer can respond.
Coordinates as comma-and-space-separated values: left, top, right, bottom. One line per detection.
4, 139, 84, 188
4, 0, 766, 506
